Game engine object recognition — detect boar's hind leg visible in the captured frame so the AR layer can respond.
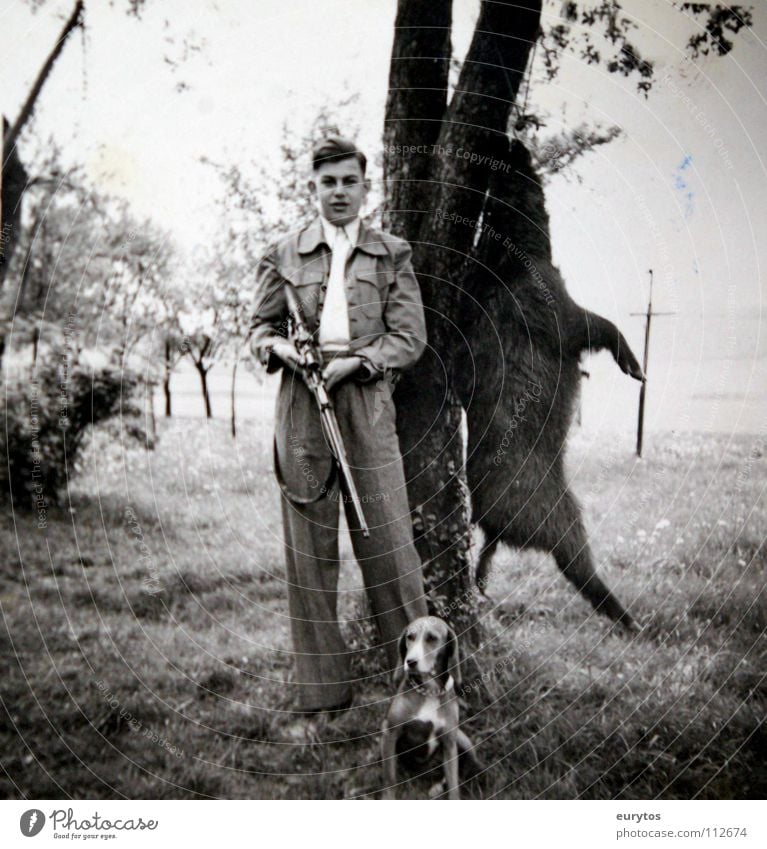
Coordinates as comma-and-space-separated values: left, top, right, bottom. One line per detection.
545, 491, 634, 627
503, 486, 635, 628
475, 535, 500, 595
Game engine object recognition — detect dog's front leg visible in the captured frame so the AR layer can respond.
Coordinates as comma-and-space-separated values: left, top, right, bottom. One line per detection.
443, 735, 460, 800
456, 728, 480, 772
381, 723, 399, 800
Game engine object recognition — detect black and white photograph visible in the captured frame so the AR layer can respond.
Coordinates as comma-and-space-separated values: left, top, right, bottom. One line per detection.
1, 0, 765, 822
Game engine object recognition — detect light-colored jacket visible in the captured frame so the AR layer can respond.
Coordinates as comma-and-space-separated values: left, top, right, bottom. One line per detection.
250, 217, 427, 379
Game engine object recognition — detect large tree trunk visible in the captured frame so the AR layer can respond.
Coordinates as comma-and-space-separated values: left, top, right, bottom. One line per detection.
384, 1, 542, 635
0, 120, 29, 371
382, 0, 452, 241
0, 119, 28, 288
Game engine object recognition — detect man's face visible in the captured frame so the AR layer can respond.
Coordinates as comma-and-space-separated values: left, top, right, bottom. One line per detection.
309, 157, 369, 227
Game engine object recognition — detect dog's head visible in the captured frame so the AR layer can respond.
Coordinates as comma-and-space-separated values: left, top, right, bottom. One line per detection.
397, 615, 461, 689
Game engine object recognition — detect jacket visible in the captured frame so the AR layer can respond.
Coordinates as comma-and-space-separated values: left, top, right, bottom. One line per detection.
249, 216, 427, 380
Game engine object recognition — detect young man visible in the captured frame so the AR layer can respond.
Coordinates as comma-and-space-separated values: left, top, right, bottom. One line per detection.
250, 136, 428, 713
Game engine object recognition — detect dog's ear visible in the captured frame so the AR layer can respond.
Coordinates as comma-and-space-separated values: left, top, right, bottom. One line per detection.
435, 623, 461, 687
398, 627, 408, 664
445, 625, 461, 686
393, 626, 409, 686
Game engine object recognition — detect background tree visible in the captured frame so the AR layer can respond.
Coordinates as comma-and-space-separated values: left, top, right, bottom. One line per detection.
91, 204, 174, 366
1, 0, 84, 295
2, 145, 174, 372
151, 281, 188, 419
176, 261, 230, 420
1, 150, 96, 364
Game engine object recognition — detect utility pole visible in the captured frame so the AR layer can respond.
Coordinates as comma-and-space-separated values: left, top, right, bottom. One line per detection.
631, 269, 676, 457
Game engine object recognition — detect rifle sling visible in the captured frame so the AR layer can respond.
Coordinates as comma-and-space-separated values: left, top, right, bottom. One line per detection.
272, 438, 337, 505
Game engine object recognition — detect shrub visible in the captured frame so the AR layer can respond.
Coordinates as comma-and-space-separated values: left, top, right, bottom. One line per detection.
1, 357, 147, 509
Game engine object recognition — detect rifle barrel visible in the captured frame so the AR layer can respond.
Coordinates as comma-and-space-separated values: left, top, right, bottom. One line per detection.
283, 282, 370, 537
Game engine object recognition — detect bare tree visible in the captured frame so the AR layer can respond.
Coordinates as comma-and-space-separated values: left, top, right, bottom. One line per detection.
152, 284, 188, 418
176, 262, 231, 419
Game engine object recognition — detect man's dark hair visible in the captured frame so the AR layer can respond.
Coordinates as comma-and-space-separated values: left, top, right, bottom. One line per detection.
312, 135, 367, 175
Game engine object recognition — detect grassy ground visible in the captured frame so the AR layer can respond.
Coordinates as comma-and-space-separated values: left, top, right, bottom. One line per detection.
1, 416, 765, 799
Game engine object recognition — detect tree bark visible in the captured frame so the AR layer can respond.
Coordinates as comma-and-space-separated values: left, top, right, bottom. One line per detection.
384, 1, 542, 634
382, 0, 452, 241
163, 338, 173, 417
230, 357, 238, 439
1, 0, 83, 287
195, 362, 212, 419
1, 119, 28, 287
145, 378, 157, 447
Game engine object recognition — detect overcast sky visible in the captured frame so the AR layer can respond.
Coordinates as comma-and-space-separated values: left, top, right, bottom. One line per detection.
3, 0, 766, 435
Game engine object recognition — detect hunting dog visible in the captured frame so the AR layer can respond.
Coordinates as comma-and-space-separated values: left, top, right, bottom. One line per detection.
381, 616, 478, 800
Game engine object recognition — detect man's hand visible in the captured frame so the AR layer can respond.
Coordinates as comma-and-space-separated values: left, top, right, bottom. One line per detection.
271, 340, 302, 371
323, 356, 362, 391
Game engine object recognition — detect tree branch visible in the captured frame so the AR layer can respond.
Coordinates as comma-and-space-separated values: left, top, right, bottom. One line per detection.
4, 0, 84, 153
415, 1, 543, 300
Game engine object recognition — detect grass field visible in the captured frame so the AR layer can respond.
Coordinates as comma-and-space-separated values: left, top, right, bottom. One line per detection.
1, 414, 765, 799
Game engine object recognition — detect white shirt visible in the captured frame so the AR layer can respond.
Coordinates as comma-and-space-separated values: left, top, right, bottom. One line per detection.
318, 216, 361, 351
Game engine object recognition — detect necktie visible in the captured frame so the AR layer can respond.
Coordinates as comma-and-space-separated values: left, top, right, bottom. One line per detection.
319, 226, 352, 350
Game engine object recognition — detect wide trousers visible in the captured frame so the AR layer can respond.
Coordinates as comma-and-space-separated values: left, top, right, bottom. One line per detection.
274, 371, 428, 711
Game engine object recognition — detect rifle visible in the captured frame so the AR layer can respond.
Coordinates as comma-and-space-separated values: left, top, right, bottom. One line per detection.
283, 282, 370, 537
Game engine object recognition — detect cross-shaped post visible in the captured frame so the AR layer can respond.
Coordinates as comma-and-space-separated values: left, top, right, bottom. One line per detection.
631, 269, 676, 457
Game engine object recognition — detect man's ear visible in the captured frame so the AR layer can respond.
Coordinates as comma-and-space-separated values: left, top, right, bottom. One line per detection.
307, 177, 317, 196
